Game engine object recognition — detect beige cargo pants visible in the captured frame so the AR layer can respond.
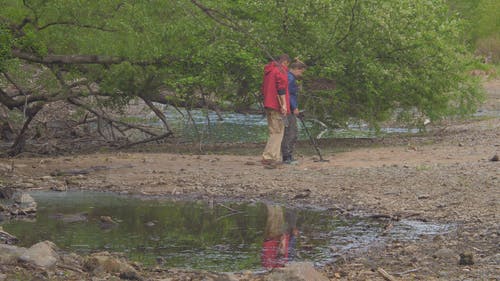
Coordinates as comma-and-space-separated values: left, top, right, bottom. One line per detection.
262, 108, 285, 162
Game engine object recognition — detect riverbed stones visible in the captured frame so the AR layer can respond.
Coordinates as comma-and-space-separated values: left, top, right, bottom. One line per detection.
0, 187, 14, 199
265, 262, 329, 281
19, 241, 59, 269
0, 244, 27, 264
0, 190, 37, 217
0, 227, 18, 244
0, 163, 12, 173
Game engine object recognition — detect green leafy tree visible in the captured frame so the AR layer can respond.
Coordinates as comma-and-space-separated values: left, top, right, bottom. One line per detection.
0, 0, 484, 155
194, 0, 483, 127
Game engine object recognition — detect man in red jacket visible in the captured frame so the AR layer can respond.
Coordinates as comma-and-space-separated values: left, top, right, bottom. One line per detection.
261, 54, 291, 166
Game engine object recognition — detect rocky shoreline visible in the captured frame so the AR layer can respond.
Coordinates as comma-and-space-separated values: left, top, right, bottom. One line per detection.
0, 80, 498, 280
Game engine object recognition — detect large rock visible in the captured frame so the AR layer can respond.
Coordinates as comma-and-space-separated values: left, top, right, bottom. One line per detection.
19, 241, 59, 269
265, 262, 329, 281
11, 192, 37, 215
433, 248, 458, 263
12, 192, 36, 206
83, 251, 140, 279
0, 244, 27, 265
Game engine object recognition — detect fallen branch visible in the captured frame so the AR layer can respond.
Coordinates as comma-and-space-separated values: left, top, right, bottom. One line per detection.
393, 268, 420, 276
118, 132, 173, 149
377, 267, 398, 281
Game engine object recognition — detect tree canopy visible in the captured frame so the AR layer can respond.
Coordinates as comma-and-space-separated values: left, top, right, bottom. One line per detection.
0, 0, 484, 154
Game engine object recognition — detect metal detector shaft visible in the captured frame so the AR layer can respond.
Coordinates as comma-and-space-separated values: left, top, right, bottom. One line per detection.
299, 116, 327, 162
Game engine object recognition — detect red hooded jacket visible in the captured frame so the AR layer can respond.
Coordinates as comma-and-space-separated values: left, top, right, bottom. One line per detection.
261, 62, 290, 114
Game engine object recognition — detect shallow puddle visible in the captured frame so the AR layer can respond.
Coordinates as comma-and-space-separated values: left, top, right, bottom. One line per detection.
1, 191, 452, 272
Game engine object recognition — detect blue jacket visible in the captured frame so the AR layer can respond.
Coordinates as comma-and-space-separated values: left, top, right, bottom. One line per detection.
288, 72, 298, 111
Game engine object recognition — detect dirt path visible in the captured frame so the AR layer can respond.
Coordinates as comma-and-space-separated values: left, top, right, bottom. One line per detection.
1, 80, 499, 280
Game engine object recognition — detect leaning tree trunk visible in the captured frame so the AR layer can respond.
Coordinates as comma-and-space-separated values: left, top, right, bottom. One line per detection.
8, 103, 44, 156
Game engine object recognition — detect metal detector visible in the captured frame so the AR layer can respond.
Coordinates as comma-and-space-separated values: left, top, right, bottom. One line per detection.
298, 112, 329, 162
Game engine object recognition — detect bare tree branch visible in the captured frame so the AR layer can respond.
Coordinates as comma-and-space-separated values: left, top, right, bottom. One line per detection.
118, 131, 173, 149
38, 21, 117, 32
67, 97, 160, 137
11, 49, 174, 67
140, 95, 172, 132
335, 0, 359, 46
11, 49, 126, 65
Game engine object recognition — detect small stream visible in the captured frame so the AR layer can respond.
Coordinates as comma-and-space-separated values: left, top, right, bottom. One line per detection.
155, 107, 499, 144
1, 191, 453, 272
151, 109, 423, 144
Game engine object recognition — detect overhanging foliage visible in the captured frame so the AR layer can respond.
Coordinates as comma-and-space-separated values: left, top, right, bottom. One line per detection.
0, 0, 485, 154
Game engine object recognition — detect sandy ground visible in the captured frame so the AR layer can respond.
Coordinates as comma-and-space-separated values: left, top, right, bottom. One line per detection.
1, 79, 499, 280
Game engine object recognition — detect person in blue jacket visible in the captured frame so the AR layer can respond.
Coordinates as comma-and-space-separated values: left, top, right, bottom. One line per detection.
281, 60, 306, 164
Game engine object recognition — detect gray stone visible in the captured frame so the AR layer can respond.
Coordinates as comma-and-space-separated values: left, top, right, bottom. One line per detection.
0, 163, 12, 173
19, 241, 59, 269
50, 183, 68, 192
265, 262, 329, 281
459, 251, 474, 265
119, 270, 143, 280
0, 244, 27, 264
433, 248, 458, 263
0, 187, 14, 199
12, 192, 36, 205
7, 194, 38, 214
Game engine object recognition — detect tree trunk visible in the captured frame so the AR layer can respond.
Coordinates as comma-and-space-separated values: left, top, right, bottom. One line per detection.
8, 103, 43, 156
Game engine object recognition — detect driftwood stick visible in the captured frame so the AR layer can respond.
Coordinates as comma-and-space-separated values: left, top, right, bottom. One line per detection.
377, 268, 398, 281
393, 268, 420, 276
118, 131, 173, 149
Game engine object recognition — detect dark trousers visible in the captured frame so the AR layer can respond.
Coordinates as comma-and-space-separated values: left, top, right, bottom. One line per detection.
281, 114, 298, 161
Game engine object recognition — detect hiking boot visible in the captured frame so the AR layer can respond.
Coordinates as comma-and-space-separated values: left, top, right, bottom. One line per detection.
283, 159, 298, 165
261, 159, 274, 165
283, 156, 298, 165
262, 159, 285, 169
263, 163, 277, 169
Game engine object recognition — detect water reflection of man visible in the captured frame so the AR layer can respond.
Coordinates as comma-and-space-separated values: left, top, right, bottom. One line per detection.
261, 204, 299, 268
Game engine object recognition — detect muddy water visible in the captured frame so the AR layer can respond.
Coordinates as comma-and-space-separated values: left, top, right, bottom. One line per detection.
1, 191, 452, 271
